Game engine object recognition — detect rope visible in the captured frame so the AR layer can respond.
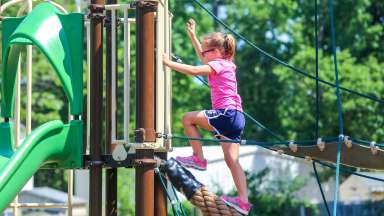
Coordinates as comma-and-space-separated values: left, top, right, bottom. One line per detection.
155, 168, 181, 216
315, 160, 384, 182
189, 0, 384, 104
327, 0, 344, 214
312, 161, 331, 216
314, 0, 320, 140
189, 187, 243, 216
170, 181, 188, 216
313, 2, 330, 215
167, 133, 338, 147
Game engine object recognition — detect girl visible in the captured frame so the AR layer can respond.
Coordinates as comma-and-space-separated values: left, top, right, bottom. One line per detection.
163, 19, 251, 215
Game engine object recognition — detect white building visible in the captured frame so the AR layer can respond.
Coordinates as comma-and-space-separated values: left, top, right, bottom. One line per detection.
340, 172, 384, 203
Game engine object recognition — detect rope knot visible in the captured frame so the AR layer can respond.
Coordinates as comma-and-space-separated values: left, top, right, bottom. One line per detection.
317, 138, 325, 151
343, 136, 352, 148
370, 141, 378, 155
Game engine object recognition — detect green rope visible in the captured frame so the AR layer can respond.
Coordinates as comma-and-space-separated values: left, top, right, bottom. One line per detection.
170, 182, 188, 216
327, 0, 344, 214
155, 168, 181, 216
167, 133, 338, 148
313, 1, 331, 215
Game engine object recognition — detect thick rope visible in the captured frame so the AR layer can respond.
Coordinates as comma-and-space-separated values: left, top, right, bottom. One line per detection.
190, 187, 243, 216
162, 158, 246, 215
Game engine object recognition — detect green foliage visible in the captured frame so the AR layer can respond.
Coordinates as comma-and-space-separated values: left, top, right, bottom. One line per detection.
117, 169, 135, 216
274, 47, 384, 140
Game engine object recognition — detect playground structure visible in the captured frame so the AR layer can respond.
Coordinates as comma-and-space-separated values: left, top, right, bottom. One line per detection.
1, 0, 384, 216
0, 0, 174, 215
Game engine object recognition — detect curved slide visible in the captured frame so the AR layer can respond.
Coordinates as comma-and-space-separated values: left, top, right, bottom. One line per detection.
0, 120, 82, 212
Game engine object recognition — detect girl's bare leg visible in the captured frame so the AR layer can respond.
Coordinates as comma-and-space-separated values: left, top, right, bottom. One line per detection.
182, 111, 215, 160
221, 142, 248, 203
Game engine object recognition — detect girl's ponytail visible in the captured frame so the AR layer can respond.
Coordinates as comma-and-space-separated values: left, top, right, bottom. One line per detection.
204, 32, 236, 60
223, 34, 236, 59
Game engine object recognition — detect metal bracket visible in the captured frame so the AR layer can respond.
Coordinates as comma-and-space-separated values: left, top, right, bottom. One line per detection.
103, 153, 138, 168
134, 0, 158, 10
135, 128, 157, 142
88, 4, 105, 20
83, 155, 105, 168
135, 128, 146, 143
134, 158, 158, 168
84, 153, 160, 169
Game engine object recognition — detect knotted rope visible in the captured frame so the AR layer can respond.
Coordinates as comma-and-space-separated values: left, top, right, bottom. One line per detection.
161, 158, 245, 216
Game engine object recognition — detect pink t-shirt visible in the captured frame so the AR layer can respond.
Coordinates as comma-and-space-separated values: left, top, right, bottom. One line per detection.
207, 59, 243, 112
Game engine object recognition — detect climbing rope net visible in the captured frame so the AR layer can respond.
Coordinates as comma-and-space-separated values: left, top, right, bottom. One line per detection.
157, 0, 384, 215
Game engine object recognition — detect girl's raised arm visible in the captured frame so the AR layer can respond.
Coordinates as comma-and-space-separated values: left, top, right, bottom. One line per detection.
187, 19, 204, 62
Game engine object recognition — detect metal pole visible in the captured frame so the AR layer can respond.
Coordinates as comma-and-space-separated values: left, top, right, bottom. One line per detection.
123, 8, 131, 145
155, 152, 167, 216
154, 1, 168, 214
135, 1, 157, 216
106, 1, 118, 215
89, 1, 104, 216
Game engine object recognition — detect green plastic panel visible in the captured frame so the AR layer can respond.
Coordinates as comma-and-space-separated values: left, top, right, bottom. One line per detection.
1, 2, 84, 117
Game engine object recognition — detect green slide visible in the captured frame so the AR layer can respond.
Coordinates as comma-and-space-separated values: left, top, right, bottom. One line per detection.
0, 120, 83, 212
0, 3, 84, 212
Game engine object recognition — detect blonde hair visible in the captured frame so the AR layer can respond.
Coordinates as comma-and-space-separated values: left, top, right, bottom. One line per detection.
203, 32, 236, 60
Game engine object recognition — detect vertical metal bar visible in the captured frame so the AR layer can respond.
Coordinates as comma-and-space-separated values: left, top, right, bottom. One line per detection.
67, 112, 74, 215
89, 1, 104, 216
105, 1, 118, 215
26, 48, 32, 134
165, 6, 173, 150
26, 0, 33, 137
135, 1, 157, 216
86, 20, 91, 153
155, 0, 165, 148
111, 8, 117, 142
13, 56, 22, 216
67, 170, 73, 216
123, 8, 130, 143
154, 1, 167, 215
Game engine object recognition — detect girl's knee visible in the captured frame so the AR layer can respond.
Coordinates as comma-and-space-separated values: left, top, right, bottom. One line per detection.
224, 155, 239, 167
182, 113, 192, 125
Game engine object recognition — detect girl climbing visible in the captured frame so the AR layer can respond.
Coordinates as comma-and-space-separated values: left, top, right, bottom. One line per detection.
163, 19, 252, 215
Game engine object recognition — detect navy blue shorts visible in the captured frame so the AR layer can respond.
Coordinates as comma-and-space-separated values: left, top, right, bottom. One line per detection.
204, 109, 245, 141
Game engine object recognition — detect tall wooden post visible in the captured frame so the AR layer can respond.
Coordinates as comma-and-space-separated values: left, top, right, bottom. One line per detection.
89, 1, 104, 216
106, 0, 118, 215
135, 1, 158, 216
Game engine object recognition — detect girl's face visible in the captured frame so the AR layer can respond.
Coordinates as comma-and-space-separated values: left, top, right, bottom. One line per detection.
201, 40, 223, 61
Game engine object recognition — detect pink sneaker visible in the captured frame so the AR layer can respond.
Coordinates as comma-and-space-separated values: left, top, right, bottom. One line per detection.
221, 195, 252, 215
175, 154, 207, 171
